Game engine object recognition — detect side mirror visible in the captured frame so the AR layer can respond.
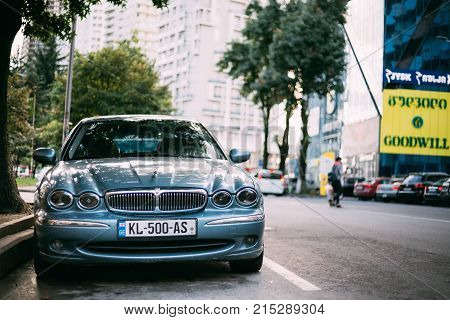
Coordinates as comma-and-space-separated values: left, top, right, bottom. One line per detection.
229, 149, 251, 163
33, 148, 57, 165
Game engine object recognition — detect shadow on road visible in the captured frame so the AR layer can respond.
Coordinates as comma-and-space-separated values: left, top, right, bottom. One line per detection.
34, 261, 255, 299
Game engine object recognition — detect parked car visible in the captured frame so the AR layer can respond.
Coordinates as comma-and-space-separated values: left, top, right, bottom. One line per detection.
439, 178, 450, 206
255, 169, 287, 195
342, 177, 365, 197
354, 177, 390, 200
375, 177, 404, 202
398, 172, 449, 203
32, 115, 264, 276
16, 165, 30, 178
424, 178, 448, 205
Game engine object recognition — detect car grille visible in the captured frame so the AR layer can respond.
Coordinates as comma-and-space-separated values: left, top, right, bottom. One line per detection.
83, 239, 234, 255
105, 189, 207, 213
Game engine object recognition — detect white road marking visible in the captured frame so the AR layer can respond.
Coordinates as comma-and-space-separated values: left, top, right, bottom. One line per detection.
307, 202, 450, 224
348, 209, 450, 224
264, 257, 321, 291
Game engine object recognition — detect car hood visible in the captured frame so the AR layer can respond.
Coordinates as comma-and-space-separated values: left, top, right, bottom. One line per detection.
42, 157, 257, 196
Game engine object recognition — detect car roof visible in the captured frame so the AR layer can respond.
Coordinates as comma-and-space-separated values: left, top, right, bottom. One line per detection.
408, 172, 449, 176
80, 114, 199, 124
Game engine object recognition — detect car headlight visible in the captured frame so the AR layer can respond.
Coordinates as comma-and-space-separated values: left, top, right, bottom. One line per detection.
236, 188, 258, 206
49, 190, 73, 209
212, 191, 232, 207
78, 192, 100, 210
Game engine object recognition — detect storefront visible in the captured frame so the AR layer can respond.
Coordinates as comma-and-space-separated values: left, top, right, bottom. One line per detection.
380, 0, 449, 176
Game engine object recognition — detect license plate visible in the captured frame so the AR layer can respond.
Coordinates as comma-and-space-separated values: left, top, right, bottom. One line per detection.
382, 193, 387, 198
357, 186, 363, 190
118, 219, 197, 238
403, 187, 411, 191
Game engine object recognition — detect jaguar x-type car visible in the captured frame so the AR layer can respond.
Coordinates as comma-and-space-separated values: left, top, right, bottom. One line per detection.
33, 115, 264, 276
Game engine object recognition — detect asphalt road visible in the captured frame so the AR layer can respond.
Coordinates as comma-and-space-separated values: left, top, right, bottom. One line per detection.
1, 196, 449, 299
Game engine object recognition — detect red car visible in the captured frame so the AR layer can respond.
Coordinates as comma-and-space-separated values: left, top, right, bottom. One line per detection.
354, 177, 391, 200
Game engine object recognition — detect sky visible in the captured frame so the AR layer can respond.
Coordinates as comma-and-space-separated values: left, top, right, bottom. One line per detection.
11, 30, 24, 58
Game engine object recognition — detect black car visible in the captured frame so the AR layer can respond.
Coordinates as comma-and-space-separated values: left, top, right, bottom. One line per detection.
423, 178, 448, 205
343, 177, 365, 197
439, 178, 450, 207
398, 172, 449, 203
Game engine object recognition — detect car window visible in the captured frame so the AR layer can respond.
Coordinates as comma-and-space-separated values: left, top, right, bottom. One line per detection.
427, 175, 449, 183
66, 120, 227, 161
402, 175, 423, 184
432, 178, 447, 186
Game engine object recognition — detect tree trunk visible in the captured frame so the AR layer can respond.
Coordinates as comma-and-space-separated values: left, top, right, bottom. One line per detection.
278, 105, 294, 173
0, 0, 29, 213
296, 97, 310, 193
261, 105, 271, 169
298, 98, 310, 185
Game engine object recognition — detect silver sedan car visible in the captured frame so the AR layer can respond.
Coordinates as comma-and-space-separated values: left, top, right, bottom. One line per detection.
32, 115, 264, 276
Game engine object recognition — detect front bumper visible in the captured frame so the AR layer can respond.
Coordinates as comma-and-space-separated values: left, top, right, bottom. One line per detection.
35, 208, 264, 265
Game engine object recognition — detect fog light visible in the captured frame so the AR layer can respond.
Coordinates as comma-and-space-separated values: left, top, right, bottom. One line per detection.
52, 240, 64, 251
244, 236, 257, 245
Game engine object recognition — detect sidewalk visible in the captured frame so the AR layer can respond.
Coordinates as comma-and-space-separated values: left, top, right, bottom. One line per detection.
18, 186, 36, 193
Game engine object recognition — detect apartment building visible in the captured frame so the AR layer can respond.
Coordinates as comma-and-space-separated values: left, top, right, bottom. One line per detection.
21, 0, 68, 63
155, 0, 264, 165
76, 0, 160, 60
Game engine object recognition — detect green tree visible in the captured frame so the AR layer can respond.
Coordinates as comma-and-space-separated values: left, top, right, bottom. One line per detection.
218, 0, 284, 169
69, 41, 172, 125
0, 0, 168, 213
270, 0, 348, 191
7, 71, 32, 170
25, 37, 65, 127
33, 73, 67, 151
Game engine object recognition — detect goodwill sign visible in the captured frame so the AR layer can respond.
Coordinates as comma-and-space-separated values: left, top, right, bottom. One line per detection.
380, 89, 450, 157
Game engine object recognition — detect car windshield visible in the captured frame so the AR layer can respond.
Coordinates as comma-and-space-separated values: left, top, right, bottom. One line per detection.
65, 119, 227, 161
433, 178, 448, 186
426, 175, 448, 182
402, 175, 423, 184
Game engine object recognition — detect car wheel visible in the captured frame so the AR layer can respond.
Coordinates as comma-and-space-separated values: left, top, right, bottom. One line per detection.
33, 232, 53, 277
229, 251, 264, 273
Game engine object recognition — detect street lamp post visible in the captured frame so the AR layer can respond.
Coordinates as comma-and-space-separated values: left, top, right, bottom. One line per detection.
62, 17, 76, 145
30, 87, 36, 176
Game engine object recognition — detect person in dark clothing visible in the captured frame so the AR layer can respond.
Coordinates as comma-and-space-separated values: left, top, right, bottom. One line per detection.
331, 157, 343, 208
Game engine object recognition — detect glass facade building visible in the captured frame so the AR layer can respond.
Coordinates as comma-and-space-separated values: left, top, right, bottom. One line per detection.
380, 0, 449, 176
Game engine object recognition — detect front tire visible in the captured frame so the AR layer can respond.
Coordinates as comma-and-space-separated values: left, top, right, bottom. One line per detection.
229, 251, 264, 273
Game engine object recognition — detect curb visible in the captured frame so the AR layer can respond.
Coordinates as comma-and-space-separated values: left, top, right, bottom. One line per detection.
0, 215, 33, 239
0, 215, 34, 278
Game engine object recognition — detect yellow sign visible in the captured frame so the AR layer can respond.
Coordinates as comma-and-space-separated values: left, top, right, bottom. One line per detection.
319, 151, 335, 196
380, 89, 450, 157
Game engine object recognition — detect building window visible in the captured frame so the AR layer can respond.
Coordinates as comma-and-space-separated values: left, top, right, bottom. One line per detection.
213, 86, 223, 98
231, 88, 241, 100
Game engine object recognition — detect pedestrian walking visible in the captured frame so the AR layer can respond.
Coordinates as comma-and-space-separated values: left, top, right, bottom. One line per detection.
330, 157, 344, 208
